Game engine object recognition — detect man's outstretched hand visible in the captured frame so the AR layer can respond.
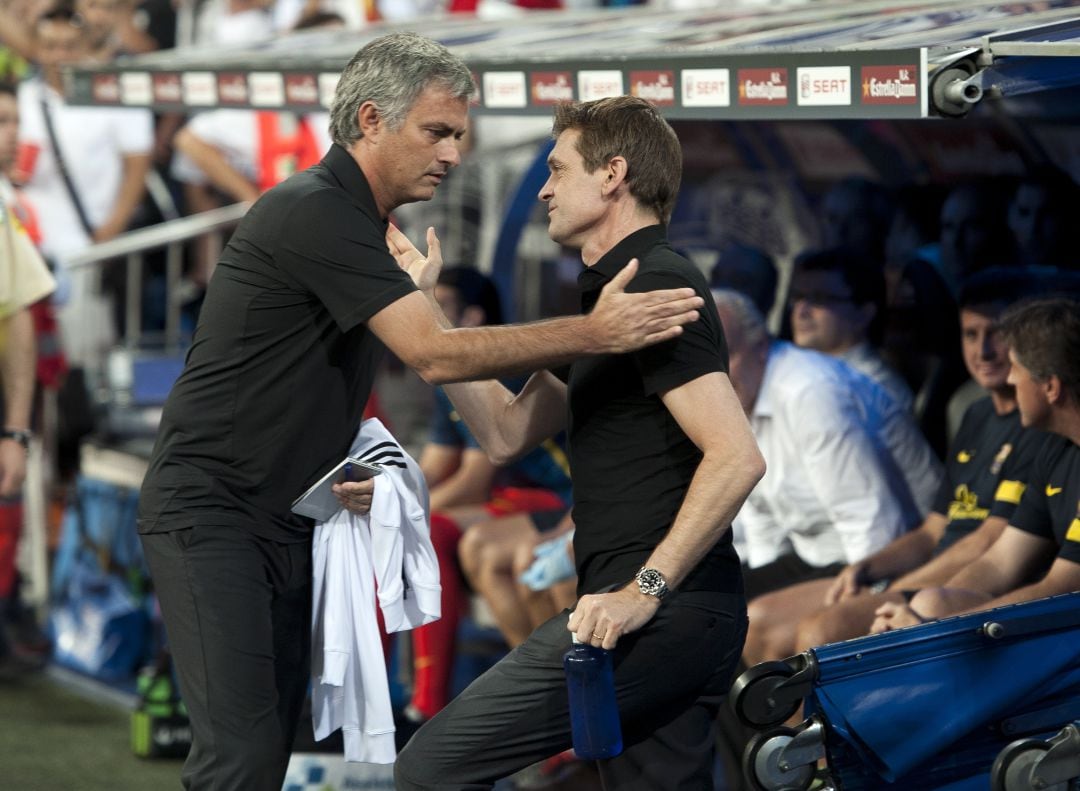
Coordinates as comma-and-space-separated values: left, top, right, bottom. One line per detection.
587, 260, 703, 353
387, 224, 442, 293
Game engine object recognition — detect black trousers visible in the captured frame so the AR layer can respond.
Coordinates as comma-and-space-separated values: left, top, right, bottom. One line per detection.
141, 526, 312, 791
395, 591, 747, 791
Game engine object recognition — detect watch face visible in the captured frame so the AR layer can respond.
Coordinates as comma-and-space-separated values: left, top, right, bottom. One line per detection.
637, 567, 665, 595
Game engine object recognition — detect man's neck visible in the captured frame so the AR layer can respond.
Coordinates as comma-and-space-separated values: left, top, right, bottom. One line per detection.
988, 386, 1017, 417
579, 204, 660, 267
1051, 408, 1080, 446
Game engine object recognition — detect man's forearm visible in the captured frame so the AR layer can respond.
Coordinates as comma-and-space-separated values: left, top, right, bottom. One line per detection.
176, 130, 260, 203
896, 517, 1007, 589
422, 314, 607, 384
1, 309, 36, 430
644, 448, 764, 589
865, 522, 942, 583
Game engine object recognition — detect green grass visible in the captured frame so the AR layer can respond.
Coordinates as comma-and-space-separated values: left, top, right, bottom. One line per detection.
0, 672, 185, 790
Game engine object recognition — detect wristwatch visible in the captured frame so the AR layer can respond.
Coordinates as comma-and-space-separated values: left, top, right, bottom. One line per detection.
0, 428, 31, 450
635, 567, 670, 600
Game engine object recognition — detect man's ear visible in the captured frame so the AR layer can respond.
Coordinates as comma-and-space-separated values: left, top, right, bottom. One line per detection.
357, 101, 381, 139
459, 305, 485, 328
1046, 374, 1063, 405
602, 156, 629, 196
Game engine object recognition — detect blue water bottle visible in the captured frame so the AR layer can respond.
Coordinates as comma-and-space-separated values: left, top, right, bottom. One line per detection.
563, 636, 623, 759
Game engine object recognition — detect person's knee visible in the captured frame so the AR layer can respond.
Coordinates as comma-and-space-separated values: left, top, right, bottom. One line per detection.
910, 587, 949, 618
457, 526, 484, 579
795, 610, 826, 650
511, 538, 537, 578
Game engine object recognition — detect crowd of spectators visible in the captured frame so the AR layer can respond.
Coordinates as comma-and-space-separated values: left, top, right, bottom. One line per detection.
0, 1, 1079, 784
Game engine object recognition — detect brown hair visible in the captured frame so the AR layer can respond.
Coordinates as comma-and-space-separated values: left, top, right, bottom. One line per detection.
551, 96, 682, 224
1000, 297, 1080, 403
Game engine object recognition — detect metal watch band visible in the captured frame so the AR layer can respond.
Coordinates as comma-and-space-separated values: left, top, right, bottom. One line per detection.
0, 429, 31, 450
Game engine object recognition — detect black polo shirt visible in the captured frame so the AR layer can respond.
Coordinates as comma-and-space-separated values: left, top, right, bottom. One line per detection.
1010, 435, 1080, 565
932, 397, 1043, 553
138, 144, 417, 542
566, 225, 741, 596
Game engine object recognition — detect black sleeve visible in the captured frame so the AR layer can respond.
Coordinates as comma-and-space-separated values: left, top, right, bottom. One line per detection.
275, 188, 417, 332
627, 269, 727, 396
1009, 439, 1057, 542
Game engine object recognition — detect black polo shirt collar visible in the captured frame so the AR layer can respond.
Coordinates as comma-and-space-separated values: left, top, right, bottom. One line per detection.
578, 224, 667, 309
323, 143, 386, 224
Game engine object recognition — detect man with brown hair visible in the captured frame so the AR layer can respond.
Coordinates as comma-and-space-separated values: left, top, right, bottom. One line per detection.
138, 36, 704, 790
872, 296, 1080, 631
395, 96, 764, 790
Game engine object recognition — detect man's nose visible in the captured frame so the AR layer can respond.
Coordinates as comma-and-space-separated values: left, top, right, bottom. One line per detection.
438, 141, 461, 167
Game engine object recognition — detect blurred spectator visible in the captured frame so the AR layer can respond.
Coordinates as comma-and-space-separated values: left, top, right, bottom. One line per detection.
789, 246, 911, 411
16, 4, 152, 367
819, 176, 893, 265
459, 509, 576, 648
0, 79, 57, 673
884, 183, 945, 278
713, 289, 941, 603
872, 297, 1080, 632
76, 0, 159, 59
938, 180, 1016, 291
1008, 165, 1080, 271
881, 255, 965, 457
743, 269, 1046, 664
172, 109, 331, 203
708, 241, 777, 317
403, 266, 571, 728
194, 0, 275, 45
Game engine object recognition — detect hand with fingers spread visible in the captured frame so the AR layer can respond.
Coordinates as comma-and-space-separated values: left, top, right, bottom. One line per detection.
566, 587, 660, 651
331, 477, 375, 516
387, 224, 443, 293
586, 260, 704, 354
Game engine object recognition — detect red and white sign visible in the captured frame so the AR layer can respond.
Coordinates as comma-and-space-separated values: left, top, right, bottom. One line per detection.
152, 72, 182, 104
318, 73, 339, 109
285, 74, 320, 107
217, 73, 248, 105
91, 74, 120, 104
248, 72, 285, 108
737, 69, 788, 106
861, 65, 918, 105
681, 69, 730, 108
120, 72, 152, 106
530, 72, 574, 105
182, 72, 216, 106
796, 66, 851, 106
482, 72, 527, 109
578, 70, 623, 102
630, 70, 675, 106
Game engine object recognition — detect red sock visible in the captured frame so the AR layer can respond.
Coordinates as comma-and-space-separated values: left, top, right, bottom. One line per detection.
410, 512, 463, 719
0, 501, 23, 599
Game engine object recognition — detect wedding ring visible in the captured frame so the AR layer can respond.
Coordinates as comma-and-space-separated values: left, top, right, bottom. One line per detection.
592, 633, 604, 640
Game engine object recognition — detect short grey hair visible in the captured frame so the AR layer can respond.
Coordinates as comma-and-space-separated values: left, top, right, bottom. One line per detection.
712, 288, 769, 350
329, 32, 475, 148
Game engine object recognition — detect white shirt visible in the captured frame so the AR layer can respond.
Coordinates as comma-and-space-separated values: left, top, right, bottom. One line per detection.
17, 77, 153, 263
839, 341, 913, 413
739, 342, 941, 569
311, 419, 439, 763
171, 110, 332, 187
